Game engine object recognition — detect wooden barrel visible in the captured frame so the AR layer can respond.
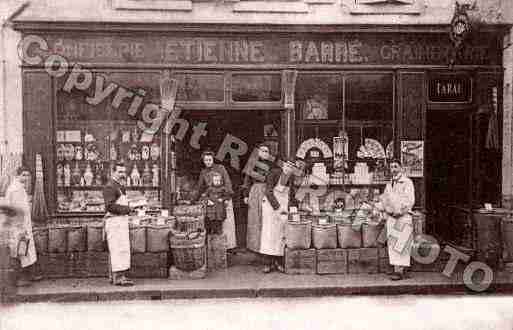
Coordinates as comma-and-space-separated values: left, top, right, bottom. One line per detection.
362, 223, 384, 248
337, 223, 362, 248
312, 224, 338, 249
169, 230, 206, 271
473, 209, 506, 269
146, 225, 171, 252
174, 215, 205, 233
172, 204, 205, 216
285, 220, 312, 250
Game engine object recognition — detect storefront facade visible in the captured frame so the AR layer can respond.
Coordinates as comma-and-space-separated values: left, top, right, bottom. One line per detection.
11, 22, 507, 248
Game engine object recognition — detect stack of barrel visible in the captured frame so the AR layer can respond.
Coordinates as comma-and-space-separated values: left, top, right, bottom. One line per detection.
169, 204, 207, 279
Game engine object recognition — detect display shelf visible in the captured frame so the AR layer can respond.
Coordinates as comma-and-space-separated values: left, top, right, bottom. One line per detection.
328, 182, 390, 188
57, 186, 160, 190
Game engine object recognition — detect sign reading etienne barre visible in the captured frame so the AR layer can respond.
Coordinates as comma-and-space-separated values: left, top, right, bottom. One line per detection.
43, 34, 498, 66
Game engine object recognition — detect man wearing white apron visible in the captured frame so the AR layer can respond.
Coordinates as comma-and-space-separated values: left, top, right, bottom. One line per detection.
382, 159, 415, 281
2, 167, 41, 287
103, 163, 134, 286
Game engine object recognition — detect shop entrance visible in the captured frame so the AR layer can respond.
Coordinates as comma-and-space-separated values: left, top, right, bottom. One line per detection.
425, 109, 472, 239
176, 110, 282, 248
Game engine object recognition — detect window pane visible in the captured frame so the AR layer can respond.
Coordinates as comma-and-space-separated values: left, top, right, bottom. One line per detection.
295, 75, 341, 120
175, 74, 225, 102
232, 74, 281, 102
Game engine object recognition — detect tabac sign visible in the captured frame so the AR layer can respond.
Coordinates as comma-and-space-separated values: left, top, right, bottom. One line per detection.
428, 74, 472, 103
27, 33, 501, 66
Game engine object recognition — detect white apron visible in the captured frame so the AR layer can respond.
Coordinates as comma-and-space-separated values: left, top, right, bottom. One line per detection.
223, 199, 237, 249
5, 180, 37, 268
259, 184, 289, 256
386, 213, 413, 267
104, 215, 131, 272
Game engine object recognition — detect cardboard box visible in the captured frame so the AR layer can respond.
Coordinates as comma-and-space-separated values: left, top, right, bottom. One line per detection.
347, 248, 378, 274
285, 247, 316, 275
316, 249, 347, 274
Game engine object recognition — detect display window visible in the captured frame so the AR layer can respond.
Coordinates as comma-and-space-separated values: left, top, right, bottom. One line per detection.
54, 71, 163, 214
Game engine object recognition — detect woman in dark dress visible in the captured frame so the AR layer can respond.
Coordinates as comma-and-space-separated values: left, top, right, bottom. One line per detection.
194, 151, 237, 250
243, 144, 297, 273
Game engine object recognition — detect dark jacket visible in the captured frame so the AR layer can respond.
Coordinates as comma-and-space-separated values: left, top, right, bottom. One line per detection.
241, 158, 274, 199
264, 166, 298, 211
194, 164, 234, 201
103, 180, 130, 215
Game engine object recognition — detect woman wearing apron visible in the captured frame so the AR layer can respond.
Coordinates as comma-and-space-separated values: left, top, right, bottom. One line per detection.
244, 145, 296, 273
194, 151, 237, 251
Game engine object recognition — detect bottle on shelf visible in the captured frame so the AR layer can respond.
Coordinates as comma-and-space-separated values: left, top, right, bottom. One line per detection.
64, 163, 71, 187
130, 164, 141, 187
152, 164, 159, 187
56, 163, 63, 187
72, 162, 82, 186
142, 162, 152, 186
83, 162, 94, 186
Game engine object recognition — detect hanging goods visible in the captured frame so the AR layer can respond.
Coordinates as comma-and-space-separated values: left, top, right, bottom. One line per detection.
31, 154, 49, 223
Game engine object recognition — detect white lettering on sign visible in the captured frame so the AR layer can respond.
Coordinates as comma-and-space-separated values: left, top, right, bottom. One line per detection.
436, 81, 463, 97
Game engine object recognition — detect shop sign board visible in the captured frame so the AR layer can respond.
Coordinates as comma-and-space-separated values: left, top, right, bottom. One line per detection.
29, 33, 501, 66
428, 74, 472, 103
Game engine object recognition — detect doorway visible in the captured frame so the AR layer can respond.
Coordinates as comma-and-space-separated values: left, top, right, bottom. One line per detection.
175, 110, 282, 248
425, 109, 472, 240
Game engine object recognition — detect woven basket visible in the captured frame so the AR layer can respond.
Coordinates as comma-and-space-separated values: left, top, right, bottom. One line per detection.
48, 226, 67, 253
146, 225, 171, 252
129, 225, 147, 253
285, 220, 312, 250
87, 224, 105, 252
32, 227, 48, 254
67, 226, 87, 252
169, 230, 206, 271
312, 224, 338, 249
337, 223, 362, 248
174, 215, 205, 233
362, 223, 384, 248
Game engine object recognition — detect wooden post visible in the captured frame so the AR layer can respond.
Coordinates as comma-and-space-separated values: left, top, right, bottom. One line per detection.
282, 70, 298, 159
502, 29, 513, 209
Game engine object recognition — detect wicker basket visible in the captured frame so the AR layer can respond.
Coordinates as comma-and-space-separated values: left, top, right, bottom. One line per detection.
67, 226, 87, 252
129, 225, 147, 253
146, 225, 171, 252
337, 223, 362, 248
32, 227, 48, 254
48, 226, 67, 253
87, 223, 105, 252
312, 224, 338, 249
169, 230, 206, 271
362, 223, 384, 248
174, 215, 205, 233
285, 220, 312, 250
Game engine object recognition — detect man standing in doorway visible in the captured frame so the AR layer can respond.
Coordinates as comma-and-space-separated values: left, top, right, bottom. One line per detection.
103, 162, 134, 286
382, 158, 415, 281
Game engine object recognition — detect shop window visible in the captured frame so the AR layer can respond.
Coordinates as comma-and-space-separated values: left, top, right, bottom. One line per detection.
175, 74, 225, 102
231, 74, 281, 102
295, 74, 341, 121
54, 71, 163, 214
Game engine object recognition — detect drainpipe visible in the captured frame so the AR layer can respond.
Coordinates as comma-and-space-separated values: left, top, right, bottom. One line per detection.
1, 2, 30, 154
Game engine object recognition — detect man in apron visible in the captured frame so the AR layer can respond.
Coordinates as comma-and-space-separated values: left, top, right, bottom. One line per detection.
382, 159, 415, 281
103, 162, 134, 286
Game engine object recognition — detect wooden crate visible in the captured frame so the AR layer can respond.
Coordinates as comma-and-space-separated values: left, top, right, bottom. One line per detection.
48, 227, 67, 253
33, 228, 49, 254
316, 249, 347, 274
129, 252, 169, 278
38, 253, 73, 278
207, 234, 227, 271
85, 252, 109, 277
347, 248, 379, 274
284, 248, 316, 275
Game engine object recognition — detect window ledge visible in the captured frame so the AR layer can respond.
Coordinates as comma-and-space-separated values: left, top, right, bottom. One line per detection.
347, 0, 424, 15
232, 1, 310, 13
113, 0, 193, 11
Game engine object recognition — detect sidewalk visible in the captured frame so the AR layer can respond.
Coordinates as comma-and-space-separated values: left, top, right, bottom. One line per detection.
8, 265, 513, 303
